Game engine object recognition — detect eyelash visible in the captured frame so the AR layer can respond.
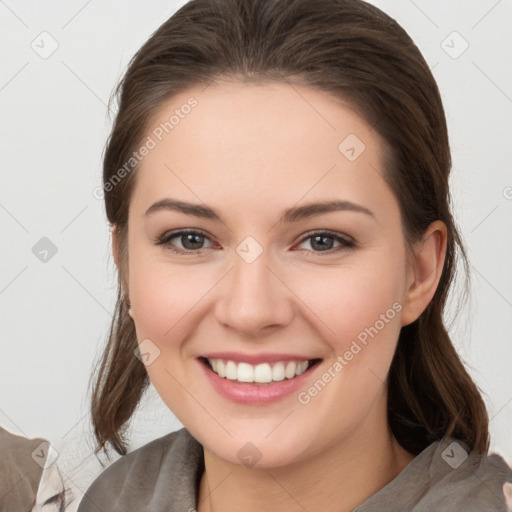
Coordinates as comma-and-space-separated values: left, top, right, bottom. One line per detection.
154, 229, 356, 256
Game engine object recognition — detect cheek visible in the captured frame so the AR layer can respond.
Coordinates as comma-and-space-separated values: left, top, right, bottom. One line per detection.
295, 256, 406, 347
288, 261, 405, 440
127, 239, 216, 341
290, 256, 406, 419
127, 255, 217, 410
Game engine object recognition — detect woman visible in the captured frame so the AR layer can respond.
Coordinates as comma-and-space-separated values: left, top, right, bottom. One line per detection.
77, 0, 512, 510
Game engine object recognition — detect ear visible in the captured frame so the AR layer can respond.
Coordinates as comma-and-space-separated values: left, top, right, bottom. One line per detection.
112, 225, 131, 317
401, 220, 448, 326
112, 224, 120, 268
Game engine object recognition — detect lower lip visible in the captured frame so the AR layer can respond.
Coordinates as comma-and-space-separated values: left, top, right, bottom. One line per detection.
199, 359, 318, 404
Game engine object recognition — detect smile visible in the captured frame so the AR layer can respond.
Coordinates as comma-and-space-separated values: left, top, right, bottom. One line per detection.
205, 358, 315, 383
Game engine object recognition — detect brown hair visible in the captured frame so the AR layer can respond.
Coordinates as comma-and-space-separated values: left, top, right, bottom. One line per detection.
89, 0, 489, 457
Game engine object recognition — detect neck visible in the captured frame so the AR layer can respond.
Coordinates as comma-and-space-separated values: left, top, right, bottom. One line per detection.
197, 390, 416, 512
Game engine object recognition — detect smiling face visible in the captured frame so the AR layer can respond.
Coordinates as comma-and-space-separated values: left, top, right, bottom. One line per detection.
120, 79, 418, 467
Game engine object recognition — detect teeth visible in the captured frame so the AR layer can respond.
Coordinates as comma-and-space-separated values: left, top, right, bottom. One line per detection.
296, 361, 308, 375
284, 361, 296, 379
254, 363, 272, 383
225, 361, 237, 380
272, 362, 285, 381
206, 358, 312, 383
217, 360, 226, 377
237, 362, 254, 383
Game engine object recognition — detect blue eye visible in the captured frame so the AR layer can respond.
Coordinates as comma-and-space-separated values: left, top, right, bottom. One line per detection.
155, 229, 355, 256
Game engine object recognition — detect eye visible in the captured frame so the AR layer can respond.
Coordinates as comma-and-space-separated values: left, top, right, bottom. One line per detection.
155, 229, 215, 255
154, 229, 356, 256
295, 230, 356, 255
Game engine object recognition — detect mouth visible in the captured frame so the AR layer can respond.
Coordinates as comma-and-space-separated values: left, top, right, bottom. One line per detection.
199, 356, 322, 385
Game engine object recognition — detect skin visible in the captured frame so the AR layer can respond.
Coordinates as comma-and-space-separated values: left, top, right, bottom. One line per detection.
112, 79, 447, 512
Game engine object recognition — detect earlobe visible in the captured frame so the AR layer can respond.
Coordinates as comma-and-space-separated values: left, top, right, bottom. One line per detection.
401, 220, 448, 326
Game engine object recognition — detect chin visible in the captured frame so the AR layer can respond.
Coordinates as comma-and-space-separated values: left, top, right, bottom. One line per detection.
194, 421, 317, 469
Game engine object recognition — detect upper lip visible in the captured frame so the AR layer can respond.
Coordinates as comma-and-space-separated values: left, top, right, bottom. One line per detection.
200, 352, 321, 365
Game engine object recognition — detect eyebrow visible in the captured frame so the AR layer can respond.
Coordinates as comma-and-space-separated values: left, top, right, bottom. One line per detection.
145, 197, 375, 224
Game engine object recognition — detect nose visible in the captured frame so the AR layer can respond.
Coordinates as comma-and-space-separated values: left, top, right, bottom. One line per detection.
213, 248, 294, 338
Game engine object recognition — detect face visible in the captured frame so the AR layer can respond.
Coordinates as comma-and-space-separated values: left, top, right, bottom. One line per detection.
123, 80, 415, 467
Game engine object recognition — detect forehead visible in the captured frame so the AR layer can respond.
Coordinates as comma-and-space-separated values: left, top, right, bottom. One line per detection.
130, 80, 395, 221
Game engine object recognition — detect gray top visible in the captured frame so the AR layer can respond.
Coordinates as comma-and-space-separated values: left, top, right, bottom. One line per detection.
0, 426, 47, 511
77, 428, 512, 512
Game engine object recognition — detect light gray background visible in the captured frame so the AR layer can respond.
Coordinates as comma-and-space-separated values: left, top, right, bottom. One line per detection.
1, 0, 511, 493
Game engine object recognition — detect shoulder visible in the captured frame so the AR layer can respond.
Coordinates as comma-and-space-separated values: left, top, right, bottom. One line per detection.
77, 428, 203, 512
459, 451, 512, 511
418, 438, 512, 511
356, 437, 512, 512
